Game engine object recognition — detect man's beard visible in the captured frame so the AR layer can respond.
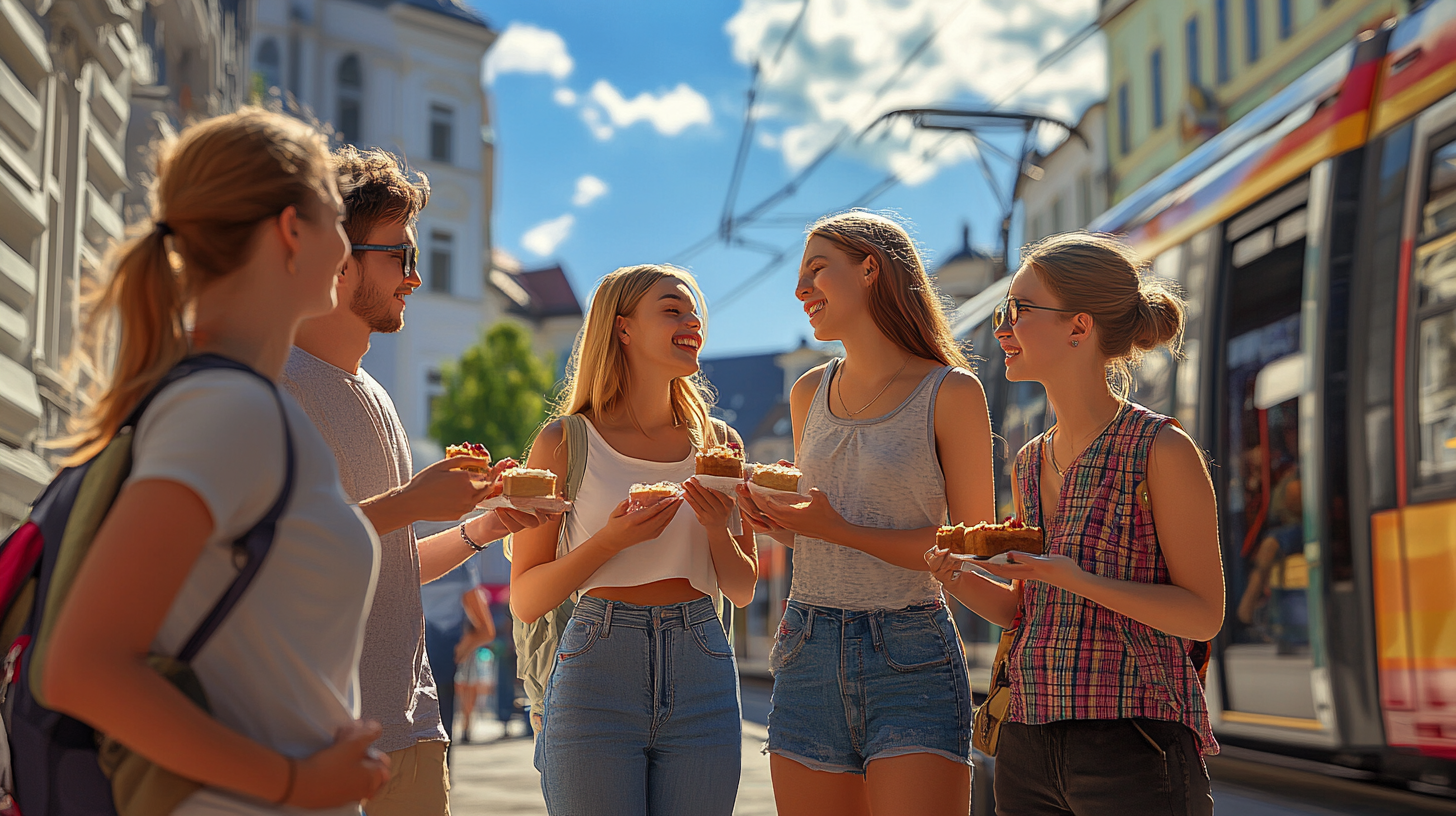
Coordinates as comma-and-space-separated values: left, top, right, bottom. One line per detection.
351, 275, 404, 333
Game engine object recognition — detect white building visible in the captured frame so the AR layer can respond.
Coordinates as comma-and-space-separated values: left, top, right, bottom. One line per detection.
0, 0, 250, 529
1019, 102, 1109, 247
250, 0, 496, 463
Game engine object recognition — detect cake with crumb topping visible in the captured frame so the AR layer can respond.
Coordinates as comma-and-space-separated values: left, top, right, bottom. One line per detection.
936, 519, 1045, 558
502, 467, 557, 498
696, 443, 745, 478
750, 463, 801, 492
629, 482, 681, 505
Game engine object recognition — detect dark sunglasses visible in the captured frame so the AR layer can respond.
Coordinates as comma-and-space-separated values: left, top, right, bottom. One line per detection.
994, 295, 1079, 329
351, 243, 417, 274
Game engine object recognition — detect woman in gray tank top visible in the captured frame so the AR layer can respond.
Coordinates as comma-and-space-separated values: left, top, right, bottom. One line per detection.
736, 211, 995, 816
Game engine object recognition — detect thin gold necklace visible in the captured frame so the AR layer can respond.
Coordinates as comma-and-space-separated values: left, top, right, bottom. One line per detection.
1047, 402, 1124, 477
837, 355, 911, 417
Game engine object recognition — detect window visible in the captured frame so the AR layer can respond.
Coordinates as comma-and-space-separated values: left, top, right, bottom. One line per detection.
336, 55, 362, 143
1244, 0, 1261, 64
1118, 82, 1131, 156
1050, 197, 1066, 234
430, 104, 454, 164
1186, 17, 1202, 88
1415, 134, 1456, 491
287, 33, 302, 98
1151, 49, 1165, 130
430, 231, 454, 294
1279, 0, 1293, 40
1216, 0, 1231, 83
255, 39, 281, 94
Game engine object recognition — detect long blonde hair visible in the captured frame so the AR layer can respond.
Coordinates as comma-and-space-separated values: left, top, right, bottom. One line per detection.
64, 107, 334, 465
553, 264, 716, 445
808, 210, 971, 369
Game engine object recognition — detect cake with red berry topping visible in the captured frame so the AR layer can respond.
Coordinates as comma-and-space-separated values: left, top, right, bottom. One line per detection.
696, 442, 745, 478
446, 441, 490, 472
502, 467, 557, 498
937, 518, 1044, 558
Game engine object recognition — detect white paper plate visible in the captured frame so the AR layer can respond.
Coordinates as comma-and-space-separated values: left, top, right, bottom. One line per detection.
747, 481, 810, 507
947, 551, 1041, 566
477, 495, 572, 514
690, 474, 746, 495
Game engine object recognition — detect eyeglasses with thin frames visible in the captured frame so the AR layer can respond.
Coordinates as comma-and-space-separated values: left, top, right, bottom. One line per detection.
994, 295, 1079, 329
351, 243, 417, 275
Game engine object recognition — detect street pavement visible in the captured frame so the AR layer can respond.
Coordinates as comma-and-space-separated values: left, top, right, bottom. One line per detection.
446, 685, 1456, 815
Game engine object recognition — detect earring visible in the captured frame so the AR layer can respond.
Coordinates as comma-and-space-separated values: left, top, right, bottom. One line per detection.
1071, 340, 1080, 347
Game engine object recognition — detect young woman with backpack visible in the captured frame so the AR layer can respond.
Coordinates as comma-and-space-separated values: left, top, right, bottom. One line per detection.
928, 232, 1224, 815
734, 210, 996, 816
509, 264, 759, 816
37, 109, 391, 813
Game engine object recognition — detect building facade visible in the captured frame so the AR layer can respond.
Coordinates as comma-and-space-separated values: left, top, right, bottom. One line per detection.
0, 0, 250, 530
1100, 0, 1400, 203
1019, 102, 1109, 247
486, 248, 582, 377
251, 0, 496, 463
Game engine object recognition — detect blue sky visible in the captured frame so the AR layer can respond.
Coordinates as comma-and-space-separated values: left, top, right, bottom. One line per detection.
474, 0, 1104, 357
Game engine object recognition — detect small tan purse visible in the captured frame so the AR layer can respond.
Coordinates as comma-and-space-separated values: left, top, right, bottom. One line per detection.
972, 623, 1017, 755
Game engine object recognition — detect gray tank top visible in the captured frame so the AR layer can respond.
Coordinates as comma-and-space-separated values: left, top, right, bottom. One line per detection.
790, 358, 953, 610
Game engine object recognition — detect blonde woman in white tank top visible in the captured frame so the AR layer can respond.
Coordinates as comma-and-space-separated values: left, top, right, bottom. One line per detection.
736, 211, 999, 816
509, 265, 758, 816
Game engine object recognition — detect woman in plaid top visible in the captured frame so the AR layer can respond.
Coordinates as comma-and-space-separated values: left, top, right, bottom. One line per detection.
930, 233, 1224, 815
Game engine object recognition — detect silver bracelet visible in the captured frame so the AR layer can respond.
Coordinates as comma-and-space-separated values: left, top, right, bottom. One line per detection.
459, 522, 487, 552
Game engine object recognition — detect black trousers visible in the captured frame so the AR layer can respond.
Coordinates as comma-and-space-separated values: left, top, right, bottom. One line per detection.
994, 718, 1214, 816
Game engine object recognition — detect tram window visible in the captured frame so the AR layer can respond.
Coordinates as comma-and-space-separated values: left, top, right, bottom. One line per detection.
1132, 347, 1175, 414
1417, 242, 1456, 307
1425, 138, 1456, 238
1416, 311, 1456, 485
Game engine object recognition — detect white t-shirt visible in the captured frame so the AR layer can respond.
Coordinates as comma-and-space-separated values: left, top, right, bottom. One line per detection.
128, 370, 380, 816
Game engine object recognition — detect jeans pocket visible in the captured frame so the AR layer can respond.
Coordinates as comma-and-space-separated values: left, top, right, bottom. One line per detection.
769, 605, 810, 673
1129, 719, 1173, 795
556, 618, 600, 661
691, 620, 734, 659
881, 611, 952, 672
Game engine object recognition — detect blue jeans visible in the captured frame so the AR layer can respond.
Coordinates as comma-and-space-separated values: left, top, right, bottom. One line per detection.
423, 622, 462, 742
534, 595, 742, 816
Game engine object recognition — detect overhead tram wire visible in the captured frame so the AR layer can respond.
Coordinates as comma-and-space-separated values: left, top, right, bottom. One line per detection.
710, 19, 1101, 313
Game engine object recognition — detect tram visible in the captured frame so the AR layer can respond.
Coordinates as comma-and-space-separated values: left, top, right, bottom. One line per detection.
949, 0, 1456, 786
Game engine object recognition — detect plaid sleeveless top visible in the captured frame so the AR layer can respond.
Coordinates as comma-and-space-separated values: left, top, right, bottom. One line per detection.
1006, 402, 1218, 755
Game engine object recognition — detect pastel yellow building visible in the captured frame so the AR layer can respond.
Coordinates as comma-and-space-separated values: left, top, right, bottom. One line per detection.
1099, 0, 1400, 203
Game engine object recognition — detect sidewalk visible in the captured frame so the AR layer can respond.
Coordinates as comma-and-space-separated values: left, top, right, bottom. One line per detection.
447, 719, 777, 815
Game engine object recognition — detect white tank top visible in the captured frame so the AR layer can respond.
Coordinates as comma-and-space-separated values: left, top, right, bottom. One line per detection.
561, 417, 722, 599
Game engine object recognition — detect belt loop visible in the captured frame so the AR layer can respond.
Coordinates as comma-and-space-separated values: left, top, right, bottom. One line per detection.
869, 611, 884, 651
602, 600, 614, 638
679, 602, 692, 629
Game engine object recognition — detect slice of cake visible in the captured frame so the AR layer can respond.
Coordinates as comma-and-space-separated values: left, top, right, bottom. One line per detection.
935, 524, 972, 553
961, 518, 1045, 558
751, 463, 801, 492
696, 443, 745, 478
446, 441, 491, 472
629, 482, 681, 505
502, 467, 557, 498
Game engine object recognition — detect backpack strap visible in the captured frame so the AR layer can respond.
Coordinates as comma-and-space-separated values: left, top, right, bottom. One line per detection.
126, 354, 296, 664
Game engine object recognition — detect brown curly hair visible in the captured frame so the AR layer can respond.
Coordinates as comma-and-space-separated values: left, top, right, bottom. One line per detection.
333, 145, 430, 245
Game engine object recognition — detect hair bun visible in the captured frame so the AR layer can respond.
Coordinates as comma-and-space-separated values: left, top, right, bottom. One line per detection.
1131, 285, 1184, 352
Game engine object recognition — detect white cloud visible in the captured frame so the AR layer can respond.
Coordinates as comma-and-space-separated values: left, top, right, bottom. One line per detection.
553, 87, 578, 106
572, 175, 609, 207
485, 23, 574, 83
521, 213, 575, 257
724, 0, 1104, 181
583, 80, 713, 138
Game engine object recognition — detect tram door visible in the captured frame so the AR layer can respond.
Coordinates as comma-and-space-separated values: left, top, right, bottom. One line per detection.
1214, 182, 1327, 728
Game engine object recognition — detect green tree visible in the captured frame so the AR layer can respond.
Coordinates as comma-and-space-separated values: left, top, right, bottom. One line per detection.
429, 322, 557, 460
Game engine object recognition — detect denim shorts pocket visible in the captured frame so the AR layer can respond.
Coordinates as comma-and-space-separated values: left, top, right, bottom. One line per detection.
557, 618, 601, 660
881, 611, 952, 672
769, 605, 810, 673
691, 620, 734, 659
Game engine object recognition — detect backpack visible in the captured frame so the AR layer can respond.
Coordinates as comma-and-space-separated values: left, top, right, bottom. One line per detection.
509, 415, 735, 725
0, 355, 296, 816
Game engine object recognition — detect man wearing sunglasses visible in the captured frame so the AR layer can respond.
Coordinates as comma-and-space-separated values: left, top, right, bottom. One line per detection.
281, 146, 545, 816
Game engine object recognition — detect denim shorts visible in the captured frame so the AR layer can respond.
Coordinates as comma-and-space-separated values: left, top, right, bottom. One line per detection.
534, 595, 742, 816
766, 598, 973, 774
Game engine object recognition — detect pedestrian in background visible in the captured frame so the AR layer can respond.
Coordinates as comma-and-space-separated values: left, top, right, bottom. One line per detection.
420, 549, 493, 746
736, 210, 993, 816
40, 108, 390, 813
931, 232, 1223, 815
282, 146, 545, 816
